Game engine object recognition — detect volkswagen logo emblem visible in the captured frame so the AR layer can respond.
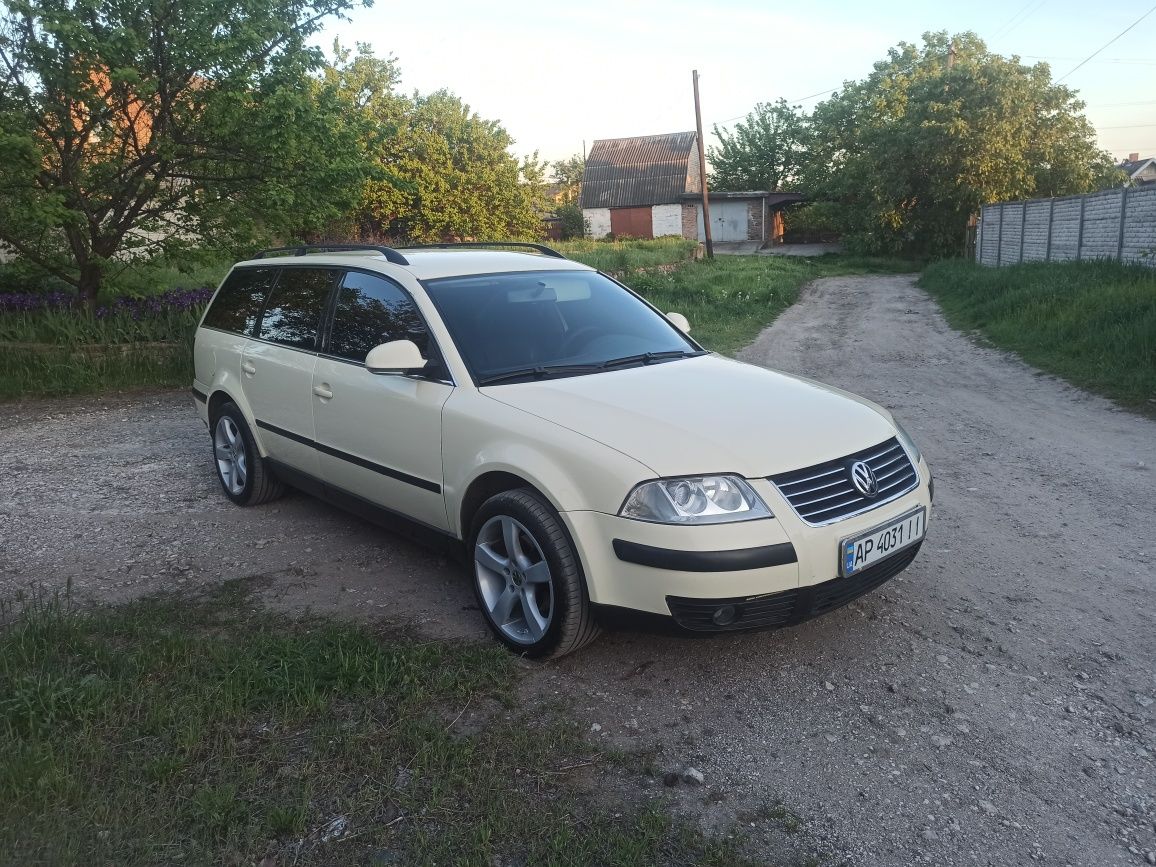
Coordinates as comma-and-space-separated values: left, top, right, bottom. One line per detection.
849, 460, 879, 497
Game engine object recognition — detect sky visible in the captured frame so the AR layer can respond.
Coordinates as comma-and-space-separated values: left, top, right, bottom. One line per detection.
320, 0, 1156, 165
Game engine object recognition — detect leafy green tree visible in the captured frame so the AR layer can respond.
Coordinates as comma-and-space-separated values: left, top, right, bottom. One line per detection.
550, 154, 585, 204
0, 0, 372, 307
805, 31, 1121, 256
709, 99, 810, 192
325, 46, 546, 243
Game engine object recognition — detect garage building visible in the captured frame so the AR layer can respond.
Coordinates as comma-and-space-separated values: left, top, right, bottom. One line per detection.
579, 131, 802, 244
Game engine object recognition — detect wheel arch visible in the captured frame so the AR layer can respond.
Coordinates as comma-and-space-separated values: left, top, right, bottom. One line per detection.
206, 386, 268, 457
459, 470, 554, 541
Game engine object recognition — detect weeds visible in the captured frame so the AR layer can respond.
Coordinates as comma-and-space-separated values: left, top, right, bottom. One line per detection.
920, 259, 1156, 415
0, 584, 762, 866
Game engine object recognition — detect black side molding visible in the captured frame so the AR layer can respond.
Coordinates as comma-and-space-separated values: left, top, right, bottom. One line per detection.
191, 387, 207, 403
612, 539, 797, 572
254, 419, 441, 494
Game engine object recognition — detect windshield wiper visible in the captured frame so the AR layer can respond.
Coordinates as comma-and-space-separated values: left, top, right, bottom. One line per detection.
599, 349, 704, 369
476, 363, 601, 386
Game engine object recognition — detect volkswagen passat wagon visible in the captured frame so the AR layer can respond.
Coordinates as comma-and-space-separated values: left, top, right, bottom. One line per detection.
192, 243, 932, 657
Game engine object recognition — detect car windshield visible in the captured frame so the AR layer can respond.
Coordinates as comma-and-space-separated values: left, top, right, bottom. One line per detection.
423, 269, 703, 384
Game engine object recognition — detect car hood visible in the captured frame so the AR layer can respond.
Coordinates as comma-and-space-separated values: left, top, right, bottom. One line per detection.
481, 354, 897, 478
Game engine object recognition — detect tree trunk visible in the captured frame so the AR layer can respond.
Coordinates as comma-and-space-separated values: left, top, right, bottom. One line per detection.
76, 262, 104, 314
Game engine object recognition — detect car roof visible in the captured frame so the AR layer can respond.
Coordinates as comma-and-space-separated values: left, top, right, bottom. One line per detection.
230, 249, 595, 282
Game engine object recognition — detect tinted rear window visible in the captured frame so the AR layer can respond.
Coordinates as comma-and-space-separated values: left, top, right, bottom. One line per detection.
256, 268, 337, 350
201, 268, 277, 335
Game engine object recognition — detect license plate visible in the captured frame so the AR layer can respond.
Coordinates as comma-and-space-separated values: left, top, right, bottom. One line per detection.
840, 507, 926, 577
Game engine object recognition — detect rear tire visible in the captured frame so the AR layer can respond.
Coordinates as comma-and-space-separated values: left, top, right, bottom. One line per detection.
210, 401, 284, 506
469, 488, 600, 658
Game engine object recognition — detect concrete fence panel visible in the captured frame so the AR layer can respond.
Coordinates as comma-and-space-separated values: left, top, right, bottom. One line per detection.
977, 187, 1155, 268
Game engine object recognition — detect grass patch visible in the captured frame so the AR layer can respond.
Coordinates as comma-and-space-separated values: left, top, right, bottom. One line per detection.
0, 341, 193, 401
920, 259, 1156, 415
0, 584, 761, 866
554, 236, 699, 271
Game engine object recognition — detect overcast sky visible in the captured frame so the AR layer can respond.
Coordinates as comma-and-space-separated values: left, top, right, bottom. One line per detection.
321, 0, 1156, 165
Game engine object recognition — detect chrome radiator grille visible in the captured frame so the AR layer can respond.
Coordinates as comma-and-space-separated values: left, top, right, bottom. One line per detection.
769, 438, 918, 525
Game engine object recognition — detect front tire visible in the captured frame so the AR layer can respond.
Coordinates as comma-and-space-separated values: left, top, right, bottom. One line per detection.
210, 402, 284, 506
469, 489, 600, 658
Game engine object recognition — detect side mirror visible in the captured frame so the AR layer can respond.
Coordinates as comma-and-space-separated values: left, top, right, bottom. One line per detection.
665, 311, 691, 334
365, 339, 426, 374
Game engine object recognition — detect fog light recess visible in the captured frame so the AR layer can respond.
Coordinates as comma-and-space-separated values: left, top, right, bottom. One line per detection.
712, 604, 738, 627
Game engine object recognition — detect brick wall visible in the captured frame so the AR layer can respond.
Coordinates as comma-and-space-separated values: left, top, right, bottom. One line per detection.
747, 200, 764, 242
681, 203, 698, 240
977, 187, 1156, 268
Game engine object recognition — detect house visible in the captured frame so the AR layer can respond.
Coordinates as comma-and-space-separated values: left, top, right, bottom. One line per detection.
579, 131, 803, 244
1120, 152, 1155, 186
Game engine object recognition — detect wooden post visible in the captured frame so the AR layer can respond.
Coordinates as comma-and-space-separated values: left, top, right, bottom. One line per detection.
692, 70, 713, 259
1076, 196, 1086, 262
1045, 198, 1054, 262
1117, 187, 1129, 262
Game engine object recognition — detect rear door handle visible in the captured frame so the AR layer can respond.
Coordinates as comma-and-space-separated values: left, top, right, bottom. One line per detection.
312, 384, 333, 400
241, 361, 257, 376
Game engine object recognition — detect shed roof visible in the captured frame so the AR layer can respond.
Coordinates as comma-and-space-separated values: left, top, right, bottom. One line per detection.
1121, 156, 1153, 178
580, 131, 697, 209
680, 191, 805, 207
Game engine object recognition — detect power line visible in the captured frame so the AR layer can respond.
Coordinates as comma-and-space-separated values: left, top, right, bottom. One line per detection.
1058, 4, 1156, 82
1021, 55, 1156, 64
709, 53, 949, 128
992, 0, 1049, 40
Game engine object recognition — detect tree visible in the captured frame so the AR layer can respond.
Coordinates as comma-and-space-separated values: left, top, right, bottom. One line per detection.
805, 31, 1120, 256
708, 99, 809, 192
550, 154, 584, 204
0, 0, 371, 307
324, 46, 546, 243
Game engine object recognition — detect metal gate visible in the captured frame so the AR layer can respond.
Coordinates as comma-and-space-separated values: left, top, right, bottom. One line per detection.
610, 207, 654, 239
697, 201, 748, 242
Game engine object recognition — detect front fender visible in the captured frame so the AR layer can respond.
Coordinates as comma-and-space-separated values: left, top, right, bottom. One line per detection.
442, 390, 655, 538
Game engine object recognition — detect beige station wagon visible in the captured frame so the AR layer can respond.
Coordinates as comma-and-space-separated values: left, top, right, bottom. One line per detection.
193, 243, 932, 657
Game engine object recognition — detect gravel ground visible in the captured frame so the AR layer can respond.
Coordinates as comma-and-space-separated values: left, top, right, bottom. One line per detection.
1, 274, 1154, 866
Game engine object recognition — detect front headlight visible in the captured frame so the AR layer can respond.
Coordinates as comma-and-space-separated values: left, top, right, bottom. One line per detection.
894, 420, 922, 464
619, 475, 772, 524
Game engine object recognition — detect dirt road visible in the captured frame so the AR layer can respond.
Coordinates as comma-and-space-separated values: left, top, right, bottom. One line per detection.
2, 274, 1154, 866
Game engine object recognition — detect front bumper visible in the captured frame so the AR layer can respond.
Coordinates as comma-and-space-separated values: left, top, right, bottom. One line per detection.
664, 542, 920, 631
561, 457, 932, 630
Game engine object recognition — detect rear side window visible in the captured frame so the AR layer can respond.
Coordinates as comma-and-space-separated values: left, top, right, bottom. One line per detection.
201, 267, 277, 336
328, 271, 429, 362
256, 268, 336, 350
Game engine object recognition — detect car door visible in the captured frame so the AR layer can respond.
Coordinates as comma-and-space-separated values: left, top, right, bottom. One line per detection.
240, 266, 339, 479
313, 270, 453, 531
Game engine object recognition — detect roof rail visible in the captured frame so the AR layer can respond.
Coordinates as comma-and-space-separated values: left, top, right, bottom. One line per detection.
253, 244, 410, 266
403, 241, 567, 259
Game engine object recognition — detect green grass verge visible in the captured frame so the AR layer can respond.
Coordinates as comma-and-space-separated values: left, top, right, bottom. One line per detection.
553, 236, 699, 271
0, 340, 193, 401
919, 259, 1156, 415
0, 584, 761, 866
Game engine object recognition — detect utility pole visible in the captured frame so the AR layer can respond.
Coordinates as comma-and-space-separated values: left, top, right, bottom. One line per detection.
692, 69, 714, 258
947, 39, 957, 69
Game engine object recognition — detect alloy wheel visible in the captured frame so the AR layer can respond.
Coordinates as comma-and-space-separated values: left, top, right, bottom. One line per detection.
214, 416, 248, 496
474, 515, 555, 644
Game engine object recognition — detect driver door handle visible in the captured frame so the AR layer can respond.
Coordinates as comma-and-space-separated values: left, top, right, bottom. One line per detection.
312, 384, 333, 400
